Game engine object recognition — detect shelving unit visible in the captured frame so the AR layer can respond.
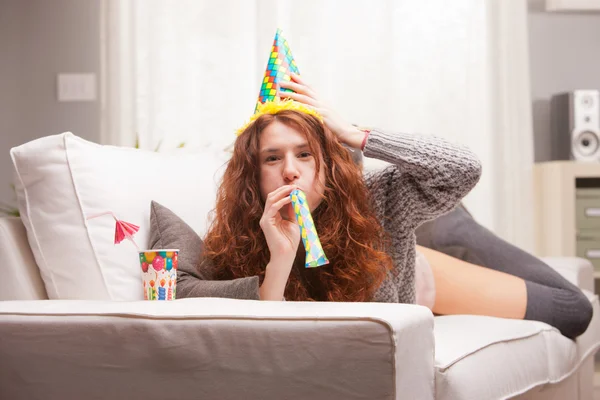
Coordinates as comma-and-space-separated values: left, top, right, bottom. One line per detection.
533, 161, 600, 291
534, 161, 600, 382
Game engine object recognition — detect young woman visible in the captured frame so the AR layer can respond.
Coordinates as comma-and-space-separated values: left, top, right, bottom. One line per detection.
177, 74, 592, 339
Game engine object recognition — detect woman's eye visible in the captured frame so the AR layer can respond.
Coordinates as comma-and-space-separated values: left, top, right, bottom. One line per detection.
299, 152, 311, 158
265, 156, 279, 162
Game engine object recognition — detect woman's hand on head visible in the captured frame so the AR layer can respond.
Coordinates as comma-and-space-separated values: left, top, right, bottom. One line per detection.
278, 73, 365, 149
259, 185, 301, 265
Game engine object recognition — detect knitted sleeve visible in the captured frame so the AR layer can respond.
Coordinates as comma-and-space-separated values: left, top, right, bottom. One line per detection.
363, 129, 482, 236
364, 129, 481, 304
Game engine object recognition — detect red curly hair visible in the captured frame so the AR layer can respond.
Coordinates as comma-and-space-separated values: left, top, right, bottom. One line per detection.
204, 110, 392, 301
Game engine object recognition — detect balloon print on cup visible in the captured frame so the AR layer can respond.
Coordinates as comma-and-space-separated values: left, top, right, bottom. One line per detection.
139, 249, 179, 300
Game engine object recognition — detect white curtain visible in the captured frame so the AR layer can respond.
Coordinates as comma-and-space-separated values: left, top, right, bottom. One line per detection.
100, 0, 535, 251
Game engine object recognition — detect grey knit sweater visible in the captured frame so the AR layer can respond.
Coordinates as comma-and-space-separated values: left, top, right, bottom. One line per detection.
177, 129, 482, 304
364, 129, 481, 303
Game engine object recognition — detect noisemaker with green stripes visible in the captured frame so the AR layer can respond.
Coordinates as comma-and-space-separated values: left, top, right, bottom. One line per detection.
290, 189, 329, 268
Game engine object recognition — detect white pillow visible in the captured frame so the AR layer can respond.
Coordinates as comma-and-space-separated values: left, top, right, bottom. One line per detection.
10, 132, 228, 300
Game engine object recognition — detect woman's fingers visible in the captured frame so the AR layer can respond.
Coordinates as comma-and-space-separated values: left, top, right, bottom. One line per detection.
263, 196, 296, 226
290, 72, 310, 88
269, 196, 293, 219
265, 185, 296, 210
266, 185, 296, 203
284, 202, 296, 222
279, 79, 316, 99
278, 90, 318, 107
281, 73, 353, 146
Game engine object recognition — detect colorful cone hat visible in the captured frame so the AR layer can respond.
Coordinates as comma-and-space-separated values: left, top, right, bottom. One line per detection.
236, 29, 323, 135
256, 28, 300, 110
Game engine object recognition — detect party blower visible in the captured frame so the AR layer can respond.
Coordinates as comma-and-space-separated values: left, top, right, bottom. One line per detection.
290, 189, 329, 268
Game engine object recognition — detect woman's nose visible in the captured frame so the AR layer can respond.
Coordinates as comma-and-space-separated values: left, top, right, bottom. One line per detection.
282, 156, 300, 183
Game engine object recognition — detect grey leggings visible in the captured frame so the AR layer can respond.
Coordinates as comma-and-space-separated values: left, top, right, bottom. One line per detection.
415, 205, 593, 339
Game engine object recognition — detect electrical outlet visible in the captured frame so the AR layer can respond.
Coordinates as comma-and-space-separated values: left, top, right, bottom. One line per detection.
57, 73, 96, 102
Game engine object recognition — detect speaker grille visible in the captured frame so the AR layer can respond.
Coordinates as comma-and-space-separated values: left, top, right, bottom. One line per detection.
573, 130, 600, 158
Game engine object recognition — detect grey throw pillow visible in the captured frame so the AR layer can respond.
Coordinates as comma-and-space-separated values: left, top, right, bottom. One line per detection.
148, 200, 213, 280
149, 200, 261, 300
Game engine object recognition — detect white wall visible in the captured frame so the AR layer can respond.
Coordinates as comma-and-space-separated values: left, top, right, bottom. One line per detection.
2, 0, 600, 204
0, 0, 101, 207
528, 0, 600, 162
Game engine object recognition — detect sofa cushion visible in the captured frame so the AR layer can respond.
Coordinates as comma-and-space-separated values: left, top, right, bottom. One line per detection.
576, 290, 600, 372
0, 217, 48, 300
434, 290, 600, 400
0, 298, 435, 400
10, 132, 228, 300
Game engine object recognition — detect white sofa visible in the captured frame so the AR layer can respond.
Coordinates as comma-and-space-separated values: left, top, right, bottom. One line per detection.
1, 132, 600, 400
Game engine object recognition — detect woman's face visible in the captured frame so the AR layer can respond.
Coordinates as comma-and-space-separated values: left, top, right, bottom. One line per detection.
258, 120, 326, 211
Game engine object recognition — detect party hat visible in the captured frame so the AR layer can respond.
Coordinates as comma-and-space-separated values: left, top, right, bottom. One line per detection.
256, 28, 300, 110
236, 29, 323, 135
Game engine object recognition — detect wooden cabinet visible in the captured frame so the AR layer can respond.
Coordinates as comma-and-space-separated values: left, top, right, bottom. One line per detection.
534, 161, 600, 279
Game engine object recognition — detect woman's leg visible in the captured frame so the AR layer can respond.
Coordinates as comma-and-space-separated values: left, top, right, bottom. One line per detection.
415, 205, 593, 339
417, 245, 527, 319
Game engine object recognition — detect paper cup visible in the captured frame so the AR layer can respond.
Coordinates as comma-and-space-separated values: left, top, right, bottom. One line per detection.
139, 249, 179, 300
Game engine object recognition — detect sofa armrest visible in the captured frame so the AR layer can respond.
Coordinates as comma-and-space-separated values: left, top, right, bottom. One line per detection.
541, 256, 594, 293
0, 298, 434, 400
0, 217, 47, 300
